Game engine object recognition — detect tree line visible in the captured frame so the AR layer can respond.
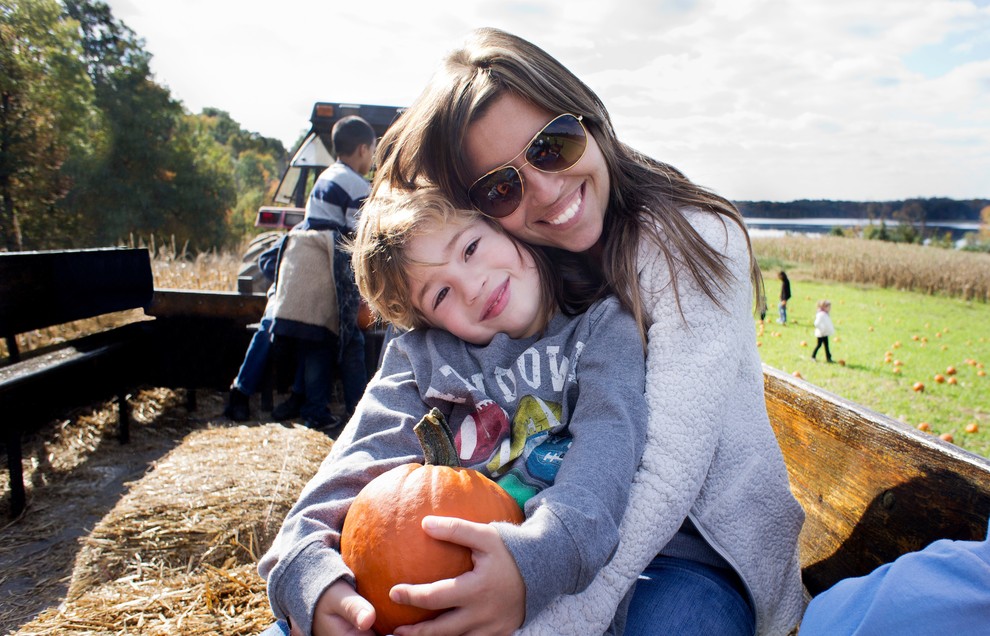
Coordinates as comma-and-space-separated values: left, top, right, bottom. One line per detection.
5, 1, 986, 255
735, 198, 989, 222
1, 0, 288, 253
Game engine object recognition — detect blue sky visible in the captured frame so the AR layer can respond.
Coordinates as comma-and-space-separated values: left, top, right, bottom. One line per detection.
903, 27, 990, 77
104, 0, 990, 202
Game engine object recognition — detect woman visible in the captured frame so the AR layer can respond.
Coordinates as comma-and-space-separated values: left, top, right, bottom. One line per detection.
369, 28, 806, 636
778, 270, 792, 325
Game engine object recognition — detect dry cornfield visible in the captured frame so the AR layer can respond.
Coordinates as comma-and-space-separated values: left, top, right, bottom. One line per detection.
753, 235, 990, 302
144, 237, 243, 292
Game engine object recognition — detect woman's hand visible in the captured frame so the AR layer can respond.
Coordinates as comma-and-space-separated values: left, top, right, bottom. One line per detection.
305, 580, 377, 636
391, 516, 525, 636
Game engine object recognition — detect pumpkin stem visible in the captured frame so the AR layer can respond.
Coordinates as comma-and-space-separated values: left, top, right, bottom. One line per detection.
414, 408, 460, 467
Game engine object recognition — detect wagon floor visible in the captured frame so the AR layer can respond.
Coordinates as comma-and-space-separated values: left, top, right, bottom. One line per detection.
0, 388, 235, 633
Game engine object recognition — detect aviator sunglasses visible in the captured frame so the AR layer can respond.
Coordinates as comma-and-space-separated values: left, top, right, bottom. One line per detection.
468, 113, 588, 219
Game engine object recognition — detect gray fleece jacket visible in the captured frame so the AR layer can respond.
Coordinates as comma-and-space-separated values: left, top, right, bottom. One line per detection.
519, 210, 807, 635
258, 296, 648, 636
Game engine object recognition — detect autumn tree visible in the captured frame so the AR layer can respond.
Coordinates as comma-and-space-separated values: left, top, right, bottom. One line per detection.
58, 0, 240, 250
198, 107, 286, 241
3, 0, 286, 251
0, 0, 99, 250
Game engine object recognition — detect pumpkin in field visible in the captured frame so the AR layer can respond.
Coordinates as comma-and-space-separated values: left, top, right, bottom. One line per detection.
341, 408, 524, 635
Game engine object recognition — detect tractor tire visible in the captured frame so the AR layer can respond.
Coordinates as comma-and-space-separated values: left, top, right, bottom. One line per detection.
237, 231, 284, 294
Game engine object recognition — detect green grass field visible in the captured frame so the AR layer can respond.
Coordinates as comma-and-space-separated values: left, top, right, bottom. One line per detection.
755, 278, 990, 457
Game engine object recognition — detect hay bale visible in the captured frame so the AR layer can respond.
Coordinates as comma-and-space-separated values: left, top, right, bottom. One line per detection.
16, 562, 273, 635
66, 423, 332, 600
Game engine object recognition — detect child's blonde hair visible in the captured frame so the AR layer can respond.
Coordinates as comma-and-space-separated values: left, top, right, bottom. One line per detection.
350, 188, 561, 333
817, 299, 831, 311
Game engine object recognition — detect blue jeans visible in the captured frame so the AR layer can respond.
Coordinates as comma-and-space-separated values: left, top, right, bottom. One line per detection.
623, 555, 755, 636
296, 338, 336, 421
290, 332, 368, 418
340, 330, 367, 414
258, 620, 289, 636
778, 301, 788, 324
232, 314, 273, 396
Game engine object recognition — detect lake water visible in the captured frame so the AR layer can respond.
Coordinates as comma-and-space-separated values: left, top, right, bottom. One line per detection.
743, 217, 981, 240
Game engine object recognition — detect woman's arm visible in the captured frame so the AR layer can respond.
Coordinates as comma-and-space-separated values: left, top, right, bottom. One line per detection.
520, 210, 759, 634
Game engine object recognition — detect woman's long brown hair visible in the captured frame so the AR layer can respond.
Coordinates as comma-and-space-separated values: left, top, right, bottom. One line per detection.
373, 27, 765, 341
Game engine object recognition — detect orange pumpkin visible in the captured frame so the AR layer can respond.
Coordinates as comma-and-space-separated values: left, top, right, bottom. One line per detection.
357, 298, 375, 331
341, 408, 523, 635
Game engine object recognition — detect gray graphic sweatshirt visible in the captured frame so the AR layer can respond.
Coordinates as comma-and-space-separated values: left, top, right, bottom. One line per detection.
259, 296, 648, 635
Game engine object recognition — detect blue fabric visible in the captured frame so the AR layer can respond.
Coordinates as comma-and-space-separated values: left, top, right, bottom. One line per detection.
800, 521, 990, 636
310, 178, 366, 227
623, 555, 755, 636
339, 329, 367, 413
305, 161, 369, 230
258, 241, 282, 282
232, 314, 273, 396
288, 330, 367, 416
258, 620, 290, 636
299, 338, 336, 422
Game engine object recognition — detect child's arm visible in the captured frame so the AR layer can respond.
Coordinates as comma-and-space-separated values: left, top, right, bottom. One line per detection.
258, 336, 433, 636
389, 298, 649, 633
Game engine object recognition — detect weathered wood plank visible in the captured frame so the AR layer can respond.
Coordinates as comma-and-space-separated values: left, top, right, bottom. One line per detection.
147, 288, 267, 323
0, 248, 153, 337
763, 364, 990, 595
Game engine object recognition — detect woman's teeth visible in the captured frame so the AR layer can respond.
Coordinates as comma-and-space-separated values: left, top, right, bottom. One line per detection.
548, 194, 581, 225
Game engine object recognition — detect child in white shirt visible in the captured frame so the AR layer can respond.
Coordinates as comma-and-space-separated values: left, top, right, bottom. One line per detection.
812, 299, 835, 363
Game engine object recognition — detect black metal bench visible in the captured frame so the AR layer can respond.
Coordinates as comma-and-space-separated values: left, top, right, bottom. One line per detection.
0, 248, 154, 516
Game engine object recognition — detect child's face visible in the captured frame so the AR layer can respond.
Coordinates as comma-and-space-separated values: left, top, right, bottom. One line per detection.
405, 217, 543, 345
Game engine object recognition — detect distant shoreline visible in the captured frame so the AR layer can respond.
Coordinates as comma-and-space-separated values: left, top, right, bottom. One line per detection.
743, 217, 981, 229
744, 217, 981, 239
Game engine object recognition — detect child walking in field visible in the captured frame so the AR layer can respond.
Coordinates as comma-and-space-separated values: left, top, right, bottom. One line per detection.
812, 299, 835, 363
257, 188, 648, 636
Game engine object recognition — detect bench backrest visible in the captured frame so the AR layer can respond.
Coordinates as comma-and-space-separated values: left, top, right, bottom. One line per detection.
0, 248, 154, 337
763, 364, 990, 596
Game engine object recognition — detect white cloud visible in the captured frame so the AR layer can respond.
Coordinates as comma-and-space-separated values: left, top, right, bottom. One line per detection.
103, 0, 990, 201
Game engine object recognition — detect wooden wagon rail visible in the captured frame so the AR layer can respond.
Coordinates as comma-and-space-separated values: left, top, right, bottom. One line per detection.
764, 364, 990, 595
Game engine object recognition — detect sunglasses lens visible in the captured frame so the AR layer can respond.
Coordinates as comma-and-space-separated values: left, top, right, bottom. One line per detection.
467, 114, 587, 218
469, 166, 523, 218
526, 114, 587, 173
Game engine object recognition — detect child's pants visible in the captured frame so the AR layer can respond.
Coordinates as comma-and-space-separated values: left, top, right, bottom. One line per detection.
812, 336, 831, 361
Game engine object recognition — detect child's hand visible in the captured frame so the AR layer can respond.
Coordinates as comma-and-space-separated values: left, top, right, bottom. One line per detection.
390, 515, 525, 636
308, 580, 377, 636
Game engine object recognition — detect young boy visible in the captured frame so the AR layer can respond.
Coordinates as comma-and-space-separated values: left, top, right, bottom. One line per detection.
225, 116, 377, 428
258, 188, 648, 636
